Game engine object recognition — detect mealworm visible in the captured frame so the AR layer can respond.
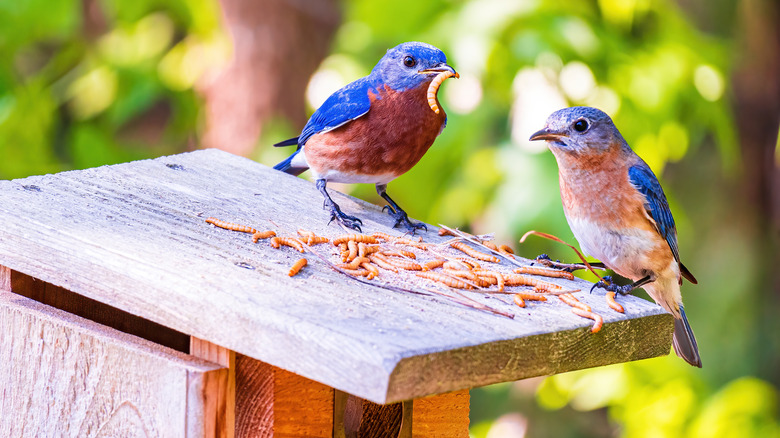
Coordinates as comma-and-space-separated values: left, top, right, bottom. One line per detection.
337, 256, 371, 270
332, 234, 378, 245
450, 242, 500, 263
558, 293, 591, 312
296, 229, 329, 245
347, 240, 358, 261
381, 250, 417, 259
513, 294, 526, 308
309, 236, 330, 245
503, 274, 563, 292
205, 217, 256, 234
391, 238, 428, 250
361, 262, 379, 277
297, 229, 315, 241
270, 237, 304, 252
444, 268, 480, 282
438, 228, 456, 237
443, 260, 471, 271
422, 259, 445, 271
482, 241, 499, 251
385, 256, 422, 271
368, 254, 399, 272
498, 245, 514, 255
288, 258, 307, 277
371, 232, 395, 241
514, 266, 575, 280
338, 243, 348, 252
417, 271, 473, 289
444, 269, 490, 288
427, 70, 456, 114
514, 292, 547, 301
605, 291, 624, 313
252, 230, 276, 243
341, 268, 371, 277
358, 243, 380, 257
533, 282, 566, 293
456, 258, 482, 270
475, 270, 504, 292
571, 307, 604, 333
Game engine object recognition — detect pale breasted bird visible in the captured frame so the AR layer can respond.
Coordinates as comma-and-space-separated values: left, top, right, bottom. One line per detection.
530, 106, 701, 367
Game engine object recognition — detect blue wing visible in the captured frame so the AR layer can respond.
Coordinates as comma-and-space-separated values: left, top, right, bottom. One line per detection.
628, 164, 680, 262
296, 76, 377, 147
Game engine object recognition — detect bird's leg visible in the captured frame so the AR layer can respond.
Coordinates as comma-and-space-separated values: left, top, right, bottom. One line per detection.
376, 184, 427, 234
316, 179, 362, 232
590, 275, 653, 295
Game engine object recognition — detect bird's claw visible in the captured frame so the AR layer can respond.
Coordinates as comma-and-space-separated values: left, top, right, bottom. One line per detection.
384, 206, 427, 235
328, 209, 363, 232
590, 275, 634, 295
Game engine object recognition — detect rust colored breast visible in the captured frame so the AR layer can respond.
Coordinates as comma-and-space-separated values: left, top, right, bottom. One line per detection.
304, 82, 447, 181
557, 148, 652, 231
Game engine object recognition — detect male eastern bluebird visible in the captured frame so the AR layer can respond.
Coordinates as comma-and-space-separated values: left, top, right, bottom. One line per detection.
530, 107, 701, 367
273, 42, 457, 233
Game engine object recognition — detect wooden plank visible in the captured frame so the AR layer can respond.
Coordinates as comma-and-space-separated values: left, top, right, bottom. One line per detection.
0, 149, 674, 403
343, 396, 402, 438
0, 290, 226, 438
191, 338, 236, 438
412, 390, 469, 438
234, 356, 333, 437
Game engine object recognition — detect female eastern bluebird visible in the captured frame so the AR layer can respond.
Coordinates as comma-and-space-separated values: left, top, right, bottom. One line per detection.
530, 107, 701, 367
273, 42, 457, 233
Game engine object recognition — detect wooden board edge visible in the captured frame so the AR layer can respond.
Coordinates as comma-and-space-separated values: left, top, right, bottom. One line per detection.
383, 312, 674, 403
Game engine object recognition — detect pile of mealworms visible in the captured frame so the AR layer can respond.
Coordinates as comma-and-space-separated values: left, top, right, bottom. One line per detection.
204, 217, 625, 333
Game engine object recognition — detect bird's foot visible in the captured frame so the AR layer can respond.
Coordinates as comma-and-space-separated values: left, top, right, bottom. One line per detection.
327, 205, 363, 232
383, 205, 427, 234
589, 275, 634, 295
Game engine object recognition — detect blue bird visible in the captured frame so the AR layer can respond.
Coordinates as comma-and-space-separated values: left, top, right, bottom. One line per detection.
530, 106, 701, 367
274, 42, 457, 233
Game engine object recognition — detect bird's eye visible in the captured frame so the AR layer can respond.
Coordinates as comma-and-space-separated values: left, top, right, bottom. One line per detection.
573, 119, 589, 132
403, 56, 416, 67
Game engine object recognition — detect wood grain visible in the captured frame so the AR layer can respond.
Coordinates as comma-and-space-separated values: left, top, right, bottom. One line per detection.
191, 338, 236, 438
0, 290, 226, 438
412, 390, 470, 438
343, 396, 402, 438
235, 355, 333, 437
0, 149, 674, 403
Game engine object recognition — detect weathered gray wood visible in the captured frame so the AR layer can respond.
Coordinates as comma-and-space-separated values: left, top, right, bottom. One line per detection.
0, 290, 227, 438
0, 149, 673, 403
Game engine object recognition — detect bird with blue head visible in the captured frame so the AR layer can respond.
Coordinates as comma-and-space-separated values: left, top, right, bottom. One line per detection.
530, 106, 701, 367
274, 42, 458, 233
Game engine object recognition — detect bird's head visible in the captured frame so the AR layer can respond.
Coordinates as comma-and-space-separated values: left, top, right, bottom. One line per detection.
529, 106, 626, 155
372, 42, 458, 91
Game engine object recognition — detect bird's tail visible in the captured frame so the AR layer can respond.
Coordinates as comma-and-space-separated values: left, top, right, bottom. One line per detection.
273, 150, 308, 176
672, 305, 702, 367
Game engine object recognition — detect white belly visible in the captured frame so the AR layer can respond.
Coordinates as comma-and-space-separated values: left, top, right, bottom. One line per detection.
566, 216, 657, 279
316, 169, 397, 185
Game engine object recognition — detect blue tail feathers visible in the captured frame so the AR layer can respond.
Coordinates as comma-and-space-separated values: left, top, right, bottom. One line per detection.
273, 151, 308, 176
673, 306, 702, 368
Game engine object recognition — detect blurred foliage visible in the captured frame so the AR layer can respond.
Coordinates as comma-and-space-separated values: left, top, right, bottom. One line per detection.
0, 0, 223, 178
2, 0, 779, 437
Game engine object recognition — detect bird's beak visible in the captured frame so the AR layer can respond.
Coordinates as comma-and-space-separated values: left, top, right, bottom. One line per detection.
529, 128, 565, 142
419, 63, 459, 78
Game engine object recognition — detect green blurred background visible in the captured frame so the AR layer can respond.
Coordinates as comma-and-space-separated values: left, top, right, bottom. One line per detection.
2, 0, 778, 436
